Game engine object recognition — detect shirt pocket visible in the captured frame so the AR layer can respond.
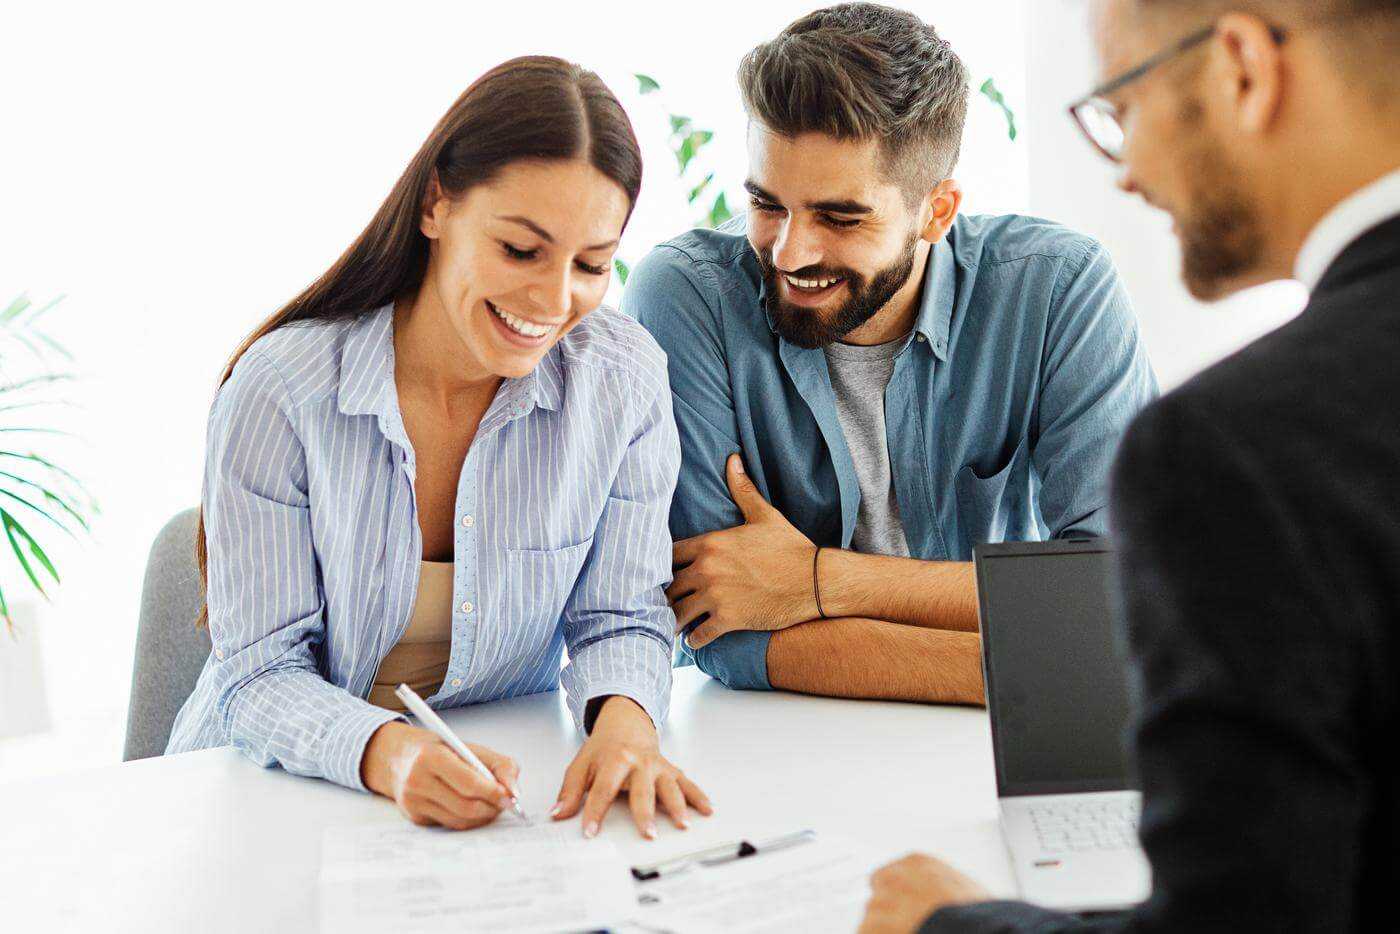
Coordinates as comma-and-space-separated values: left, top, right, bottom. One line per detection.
954, 436, 1032, 550
500, 537, 595, 631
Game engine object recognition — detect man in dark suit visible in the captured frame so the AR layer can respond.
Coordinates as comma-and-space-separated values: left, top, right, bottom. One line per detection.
859, 0, 1400, 931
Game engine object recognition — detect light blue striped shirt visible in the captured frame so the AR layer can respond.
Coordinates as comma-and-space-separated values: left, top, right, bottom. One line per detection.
166, 304, 680, 792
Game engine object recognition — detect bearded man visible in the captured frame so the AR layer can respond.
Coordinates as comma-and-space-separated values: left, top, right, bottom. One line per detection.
623, 2, 1157, 702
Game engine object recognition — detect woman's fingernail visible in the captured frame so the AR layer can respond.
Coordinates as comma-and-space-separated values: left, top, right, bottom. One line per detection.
584, 821, 599, 838
548, 802, 562, 818
644, 822, 657, 839
679, 819, 690, 830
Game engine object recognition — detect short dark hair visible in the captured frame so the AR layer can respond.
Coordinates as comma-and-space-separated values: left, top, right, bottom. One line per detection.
1136, 0, 1400, 95
738, 3, 970, 201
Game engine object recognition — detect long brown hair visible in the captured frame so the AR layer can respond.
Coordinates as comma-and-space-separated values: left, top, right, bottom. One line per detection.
195, 56, 643, 627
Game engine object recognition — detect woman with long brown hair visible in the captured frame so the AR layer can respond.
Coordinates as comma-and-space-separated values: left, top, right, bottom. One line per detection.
166, 56, 711, 838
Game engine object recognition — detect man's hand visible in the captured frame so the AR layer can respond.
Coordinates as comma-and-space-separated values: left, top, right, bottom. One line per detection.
859, 854, 990, 933
667, 453, 818, 649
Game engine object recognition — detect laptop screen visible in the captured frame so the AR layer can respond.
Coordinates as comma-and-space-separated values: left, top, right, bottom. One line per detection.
976, 542, 1135, 797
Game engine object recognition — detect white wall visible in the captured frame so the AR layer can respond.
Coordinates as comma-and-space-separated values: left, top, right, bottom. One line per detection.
1025, 0, 1308, 391
0, 0, 1029, 782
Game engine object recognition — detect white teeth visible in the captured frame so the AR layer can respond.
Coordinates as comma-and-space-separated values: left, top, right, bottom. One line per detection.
784, 274, 841, 290
490, 303, 552, 338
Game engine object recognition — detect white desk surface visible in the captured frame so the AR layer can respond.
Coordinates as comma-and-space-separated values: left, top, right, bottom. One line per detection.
0, 668, 1015, 932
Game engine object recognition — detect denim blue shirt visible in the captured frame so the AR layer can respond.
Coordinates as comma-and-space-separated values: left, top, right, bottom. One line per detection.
166, 305, 679, 791
621, 214, 1157, 690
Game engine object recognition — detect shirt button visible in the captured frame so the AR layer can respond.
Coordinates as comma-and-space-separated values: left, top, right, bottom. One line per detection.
451, 678, 463, 688
460, 601, 473, 614
461, 515, 474, 528
916, 334, 927, 342
215, 649, 225, 660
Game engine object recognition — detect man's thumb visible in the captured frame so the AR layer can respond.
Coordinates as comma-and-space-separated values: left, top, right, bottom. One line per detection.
726, 453, 772, 521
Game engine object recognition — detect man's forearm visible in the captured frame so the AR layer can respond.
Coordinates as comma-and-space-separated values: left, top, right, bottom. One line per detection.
765, 617, 985, 705
818, 550, 978, 632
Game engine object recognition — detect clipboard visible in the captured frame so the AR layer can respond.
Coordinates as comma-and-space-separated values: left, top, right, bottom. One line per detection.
630, 829, 817, 881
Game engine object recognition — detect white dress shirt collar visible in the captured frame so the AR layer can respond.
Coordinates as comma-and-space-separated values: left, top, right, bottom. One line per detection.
1294, 166, 1400, 290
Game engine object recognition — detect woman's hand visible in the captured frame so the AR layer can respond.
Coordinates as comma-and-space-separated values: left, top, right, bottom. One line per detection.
361, 721, 520, 830
552, 695, 713, 839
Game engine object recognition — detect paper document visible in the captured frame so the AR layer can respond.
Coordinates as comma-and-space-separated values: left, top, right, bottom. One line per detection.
633, 834, 877, 933
319, 820, 633, 934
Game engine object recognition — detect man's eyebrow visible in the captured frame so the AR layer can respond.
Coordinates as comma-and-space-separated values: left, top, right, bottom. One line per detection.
496, 215, 618, 251
808, 198, 872, 215
743, 180, 777, 202
742, 181, 872, 216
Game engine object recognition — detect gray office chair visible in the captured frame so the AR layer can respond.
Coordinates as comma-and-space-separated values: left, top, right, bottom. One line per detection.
123, 508, 210, 761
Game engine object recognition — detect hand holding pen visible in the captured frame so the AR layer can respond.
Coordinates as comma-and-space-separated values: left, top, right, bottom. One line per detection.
394, 683, 531, 823
359, 684, 528, 830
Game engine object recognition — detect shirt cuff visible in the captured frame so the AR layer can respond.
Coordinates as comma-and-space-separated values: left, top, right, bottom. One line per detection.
689, 630, 773, 691
567, 680, 670, 736
323, 702, 407, 793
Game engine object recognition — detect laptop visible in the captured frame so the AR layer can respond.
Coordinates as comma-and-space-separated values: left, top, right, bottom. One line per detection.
974, 539, 1151, 912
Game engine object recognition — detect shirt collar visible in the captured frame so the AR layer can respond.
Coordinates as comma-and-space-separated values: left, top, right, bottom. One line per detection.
336, 304, 395, 419
915, 235, 955, 361
757, 235, 956, 361
1294, 166, 1400, 291
335, 303, 564, 425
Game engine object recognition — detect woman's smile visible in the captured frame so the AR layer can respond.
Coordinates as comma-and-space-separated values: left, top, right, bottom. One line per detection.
485, 299, 561, 348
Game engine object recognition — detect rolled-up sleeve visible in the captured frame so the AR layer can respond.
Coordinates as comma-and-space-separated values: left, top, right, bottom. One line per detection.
1034, 240, 1158, 539
559, 364, 681, 731
204, 351, 402, 792
622, 246, 773, 691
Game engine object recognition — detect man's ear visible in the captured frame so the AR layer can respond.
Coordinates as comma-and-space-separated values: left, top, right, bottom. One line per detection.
420, 170, 448, 240
1213, 13, 1286, 137
919, 177, 963, 244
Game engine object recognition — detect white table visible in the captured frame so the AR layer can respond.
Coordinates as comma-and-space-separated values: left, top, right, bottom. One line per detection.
0, 668, 1015, 932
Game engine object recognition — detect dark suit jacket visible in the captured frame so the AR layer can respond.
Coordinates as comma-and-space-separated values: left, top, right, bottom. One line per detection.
925, 214, 1400, 933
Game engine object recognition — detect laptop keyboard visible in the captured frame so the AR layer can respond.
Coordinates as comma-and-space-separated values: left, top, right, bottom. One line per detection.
1028, 798, 1141, 854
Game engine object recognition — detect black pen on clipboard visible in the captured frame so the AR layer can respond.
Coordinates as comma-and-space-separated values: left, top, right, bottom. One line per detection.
630, 829, 817, 881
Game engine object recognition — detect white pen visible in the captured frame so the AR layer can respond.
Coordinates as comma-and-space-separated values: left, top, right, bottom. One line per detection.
394, 683, 531, 824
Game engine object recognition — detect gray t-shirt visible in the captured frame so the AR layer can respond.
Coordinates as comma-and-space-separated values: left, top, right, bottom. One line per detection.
823, 334, 913, 557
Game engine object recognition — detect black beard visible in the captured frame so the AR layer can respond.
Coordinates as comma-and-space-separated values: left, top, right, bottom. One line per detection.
1172, 96, 1264, 301
1178, 179, 1264, 301
757, 233, 918, 349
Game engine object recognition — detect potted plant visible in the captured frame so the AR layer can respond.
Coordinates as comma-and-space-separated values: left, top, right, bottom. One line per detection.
0, 294, 95, 739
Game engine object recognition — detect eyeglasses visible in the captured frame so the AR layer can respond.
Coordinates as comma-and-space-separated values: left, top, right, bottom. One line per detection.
1067, 23, 1287, 163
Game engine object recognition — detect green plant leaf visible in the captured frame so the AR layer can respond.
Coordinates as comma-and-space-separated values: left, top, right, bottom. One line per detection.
0, 373, 75, 396
669, 114, 692, 136
707, 192, 733, 228
613, 258, 630, 286
1, 508, 57, 596
28, 294, 65, 323
635, 73, 660, 95
0, 487, 77, 538
688, 172, 715, 205
0, 450, 87, 487
1, 294, 31, 323
675, 130, 714, 175
978, 77, 1018, 142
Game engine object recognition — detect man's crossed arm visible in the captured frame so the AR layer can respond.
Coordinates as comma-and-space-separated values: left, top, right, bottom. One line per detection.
667, 453, 985, 706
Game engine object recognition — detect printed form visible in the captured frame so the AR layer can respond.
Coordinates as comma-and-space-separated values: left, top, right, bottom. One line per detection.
319, 821, 632, 934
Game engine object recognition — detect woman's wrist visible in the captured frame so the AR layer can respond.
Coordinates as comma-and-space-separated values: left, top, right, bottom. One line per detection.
361, 720, 412, 796
591, 694, 653, 733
